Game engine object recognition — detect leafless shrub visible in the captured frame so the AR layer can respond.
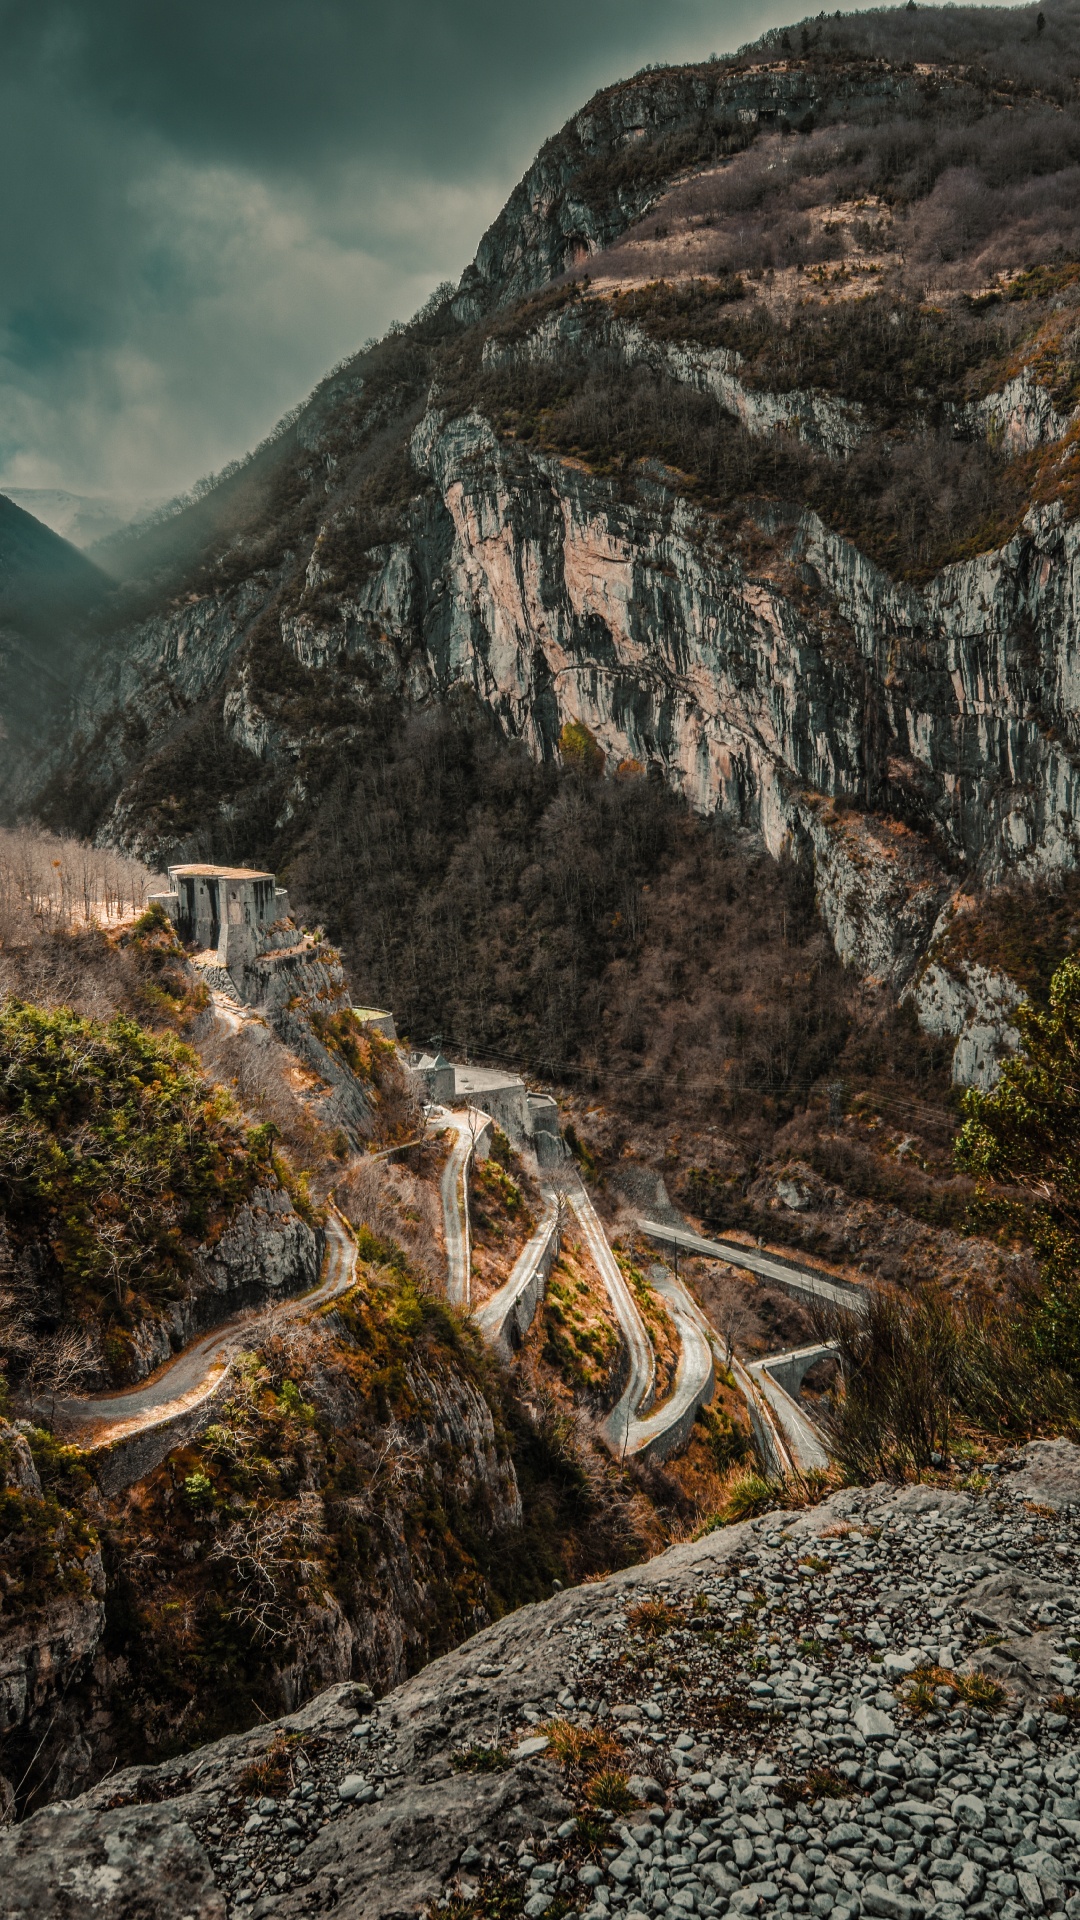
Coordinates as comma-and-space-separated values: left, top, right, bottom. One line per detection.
196, 1016, 342, 1185
336, 1152, 443, 1286
24, 1325, 99, 1412
702, 1269, 761, 1367
813, 1284, 1080, 1481
0, 1227, 34, 1381
210, 1492, 326, 1644
257, 1317, 338, 1392
0, 1225, 98, 1400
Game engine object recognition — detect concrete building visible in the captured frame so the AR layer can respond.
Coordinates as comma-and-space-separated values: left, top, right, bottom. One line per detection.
150, 864, 291, 970
409, 1051, 456, 1104
449, 1067, 563, 1162
452, 1066, 531, 1144
353, 1007, 398, 1041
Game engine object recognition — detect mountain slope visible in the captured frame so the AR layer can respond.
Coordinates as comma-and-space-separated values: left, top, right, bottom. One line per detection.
0, 494, 111, 777
16, 5, 1080, 1015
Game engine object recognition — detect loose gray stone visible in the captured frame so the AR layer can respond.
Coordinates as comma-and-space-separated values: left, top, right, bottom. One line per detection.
853, 1702, 895, 1741
952, 1792, 987, 1829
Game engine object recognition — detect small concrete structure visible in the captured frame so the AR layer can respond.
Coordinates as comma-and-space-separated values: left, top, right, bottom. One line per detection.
759, 1341, 837, 1402
527, 1093, 564, 1165
452, 1066, 531, 1145
410, 1051, 456, 1104
150, 863, 290, 970
354, 1007, 397, 1041
449, 1068, 565, 1160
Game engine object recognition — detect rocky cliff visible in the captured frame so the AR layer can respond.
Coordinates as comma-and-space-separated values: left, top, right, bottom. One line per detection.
4, 1437, 1080, 1919
0, 1302, 534, 1825
17, 12, 1080, 1070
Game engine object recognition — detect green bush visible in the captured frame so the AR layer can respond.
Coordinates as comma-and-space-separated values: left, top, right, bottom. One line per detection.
0, 998, 265, 1328
958, 955, 1080, 1378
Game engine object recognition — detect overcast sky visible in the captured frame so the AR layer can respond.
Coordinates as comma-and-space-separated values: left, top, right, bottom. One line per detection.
2, 0, 887, 508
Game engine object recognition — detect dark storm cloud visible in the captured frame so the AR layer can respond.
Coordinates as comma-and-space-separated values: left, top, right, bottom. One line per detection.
0, 0, 858, 504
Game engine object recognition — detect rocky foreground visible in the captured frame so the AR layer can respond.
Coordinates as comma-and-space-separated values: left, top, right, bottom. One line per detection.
4, 1442, 1080, 1920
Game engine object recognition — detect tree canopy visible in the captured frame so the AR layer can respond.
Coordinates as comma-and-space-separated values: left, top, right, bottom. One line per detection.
956, 954, 1080, 1372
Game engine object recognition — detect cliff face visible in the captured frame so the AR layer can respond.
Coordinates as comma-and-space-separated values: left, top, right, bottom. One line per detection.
20, 28, 1080, 1046
0, 1327, 526, 1822
73, 390, 1080, 998
451, 62, 830, 318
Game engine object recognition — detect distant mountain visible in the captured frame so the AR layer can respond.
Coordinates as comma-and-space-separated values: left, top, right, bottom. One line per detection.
0, 488, 147, 552
0, 494, 112, 779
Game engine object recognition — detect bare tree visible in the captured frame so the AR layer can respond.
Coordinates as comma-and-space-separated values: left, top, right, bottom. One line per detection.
547, 1163, 577, 1256
25, 1326, 98, 1420
706, 1269, 761, 1368
0, 825, 163, 940
210, 1493, 326, 1644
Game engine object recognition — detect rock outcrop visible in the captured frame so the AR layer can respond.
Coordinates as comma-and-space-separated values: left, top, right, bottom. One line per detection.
3, 1440, 1079, 1918
910, 956, 1023, 1090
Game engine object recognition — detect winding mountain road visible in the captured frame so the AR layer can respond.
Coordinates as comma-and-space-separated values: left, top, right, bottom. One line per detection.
634, 1217, 866, 1317
623, 1265, 715, 1461
473, 1189, 561, 1358
564, 1175, 656, 1456
44, 1208, 358, 1450
437, 1107, 491, 1308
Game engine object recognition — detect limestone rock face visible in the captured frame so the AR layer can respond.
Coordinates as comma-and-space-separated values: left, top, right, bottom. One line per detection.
30, 391, 1080, 1001
911, 957, 1023, 1089
0, 1589, 105, 1742
15, 60, 1080, 1009
0, 1420, 107, 1818
106, 1182, 321, 1386
0, 1801, 226, 1918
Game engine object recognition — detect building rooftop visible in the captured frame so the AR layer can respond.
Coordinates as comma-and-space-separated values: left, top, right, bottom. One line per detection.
453, 1066, 525, 1093
168, 864, 276, 881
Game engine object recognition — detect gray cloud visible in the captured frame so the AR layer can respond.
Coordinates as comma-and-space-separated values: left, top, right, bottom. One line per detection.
0, 0, 883, 504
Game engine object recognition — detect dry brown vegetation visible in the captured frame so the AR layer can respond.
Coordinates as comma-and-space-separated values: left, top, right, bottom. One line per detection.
329, 1137, 448, 1290
537, 1237, 622, 1407
579, 104, 1080, 300
467, 1137, 541, 1304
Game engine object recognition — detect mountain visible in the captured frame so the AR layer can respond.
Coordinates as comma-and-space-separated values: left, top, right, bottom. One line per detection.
14, 3, 1080, 1070
0, 488, 147, 552
0, 494, 112, 761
